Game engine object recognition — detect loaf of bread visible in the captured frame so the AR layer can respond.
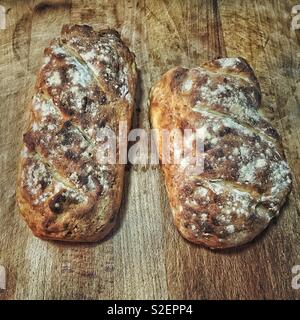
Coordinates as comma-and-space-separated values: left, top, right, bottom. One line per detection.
150, 57, 292, 249
17, 25, 137, 242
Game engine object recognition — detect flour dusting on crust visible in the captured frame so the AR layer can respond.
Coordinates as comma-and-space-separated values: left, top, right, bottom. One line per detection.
18, 24, 136, 242
150, 57, 292, 249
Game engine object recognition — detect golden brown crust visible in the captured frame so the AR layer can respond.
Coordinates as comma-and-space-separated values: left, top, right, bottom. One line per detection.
150, 57, 292, 249
17, 24, 137, 242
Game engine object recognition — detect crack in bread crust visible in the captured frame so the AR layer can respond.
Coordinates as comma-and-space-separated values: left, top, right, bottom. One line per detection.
17, 24, 137, 242
150, 57, 292, 249
190, 104, 280, 147
59, 41, 110, 98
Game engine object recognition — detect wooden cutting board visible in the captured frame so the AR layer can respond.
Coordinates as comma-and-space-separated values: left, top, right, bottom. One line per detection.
0, 0, 300, 300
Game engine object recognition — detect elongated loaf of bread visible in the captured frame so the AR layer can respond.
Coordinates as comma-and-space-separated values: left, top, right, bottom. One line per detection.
17, 25, 137, 242
150, 57, 292, 249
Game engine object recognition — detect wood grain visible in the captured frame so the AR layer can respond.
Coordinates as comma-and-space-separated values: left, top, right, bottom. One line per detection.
0, 0, 299, 300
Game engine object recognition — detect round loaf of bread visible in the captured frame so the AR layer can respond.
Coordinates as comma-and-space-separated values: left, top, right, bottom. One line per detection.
150, 57, 292, 249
